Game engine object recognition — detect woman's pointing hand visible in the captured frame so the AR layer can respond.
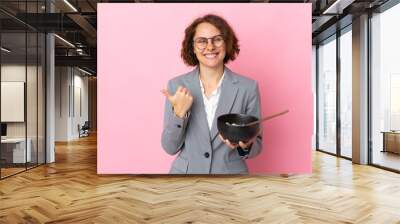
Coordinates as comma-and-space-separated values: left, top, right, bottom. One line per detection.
161, 86, 193, 118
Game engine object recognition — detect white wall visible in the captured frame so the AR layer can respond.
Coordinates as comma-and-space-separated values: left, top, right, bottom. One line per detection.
1, 65, 26, 131
1, 65, 42, 137
55, 67, 89, 141
72, 72, 89, 138
55, 66, 70, 141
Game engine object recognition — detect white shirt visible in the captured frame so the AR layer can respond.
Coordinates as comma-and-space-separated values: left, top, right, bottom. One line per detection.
199, 70, 225, 131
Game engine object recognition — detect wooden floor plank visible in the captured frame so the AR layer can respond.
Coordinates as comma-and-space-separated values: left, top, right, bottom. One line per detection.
1, 134, 400, 223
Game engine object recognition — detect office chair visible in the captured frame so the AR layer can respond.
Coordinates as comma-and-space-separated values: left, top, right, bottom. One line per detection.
79, 121, 90, 138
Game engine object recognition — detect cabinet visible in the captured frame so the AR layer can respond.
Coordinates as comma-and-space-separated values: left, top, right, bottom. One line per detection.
382, 131, 400, 154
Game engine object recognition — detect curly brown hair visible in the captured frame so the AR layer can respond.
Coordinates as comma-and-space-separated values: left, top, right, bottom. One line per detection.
181, 14, 240, 66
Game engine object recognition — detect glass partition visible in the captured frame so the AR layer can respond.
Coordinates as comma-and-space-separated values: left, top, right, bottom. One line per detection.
0, 1, 46, 179
1, 31, 28, 177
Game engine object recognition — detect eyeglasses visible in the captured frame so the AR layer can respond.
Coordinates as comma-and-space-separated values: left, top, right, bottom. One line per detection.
193, 35, 224, 51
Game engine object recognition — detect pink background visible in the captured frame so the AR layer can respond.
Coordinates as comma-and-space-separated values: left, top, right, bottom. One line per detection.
97, 3, 312, 174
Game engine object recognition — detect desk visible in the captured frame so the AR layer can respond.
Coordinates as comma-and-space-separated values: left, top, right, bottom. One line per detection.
381, 131, 400, 154
1, 138, 32, 163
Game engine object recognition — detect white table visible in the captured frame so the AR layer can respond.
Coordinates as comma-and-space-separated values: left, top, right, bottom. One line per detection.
1, 138, 32, 163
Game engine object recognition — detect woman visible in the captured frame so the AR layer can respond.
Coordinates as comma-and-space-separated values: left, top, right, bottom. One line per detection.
161, 14, 262, 174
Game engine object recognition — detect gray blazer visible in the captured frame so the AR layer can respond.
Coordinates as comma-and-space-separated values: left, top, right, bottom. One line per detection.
161, 66, 262, 174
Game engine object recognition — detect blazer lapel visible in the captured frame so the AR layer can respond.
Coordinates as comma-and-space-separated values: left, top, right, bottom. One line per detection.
186, 67, 212, 142
209, 67, 239, 142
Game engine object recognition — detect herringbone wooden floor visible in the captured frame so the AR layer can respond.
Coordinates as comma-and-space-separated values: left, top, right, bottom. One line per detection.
1, 134, 400, 224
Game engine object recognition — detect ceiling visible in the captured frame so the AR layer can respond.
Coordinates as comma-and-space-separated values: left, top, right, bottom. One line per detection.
0, 0, 393, 75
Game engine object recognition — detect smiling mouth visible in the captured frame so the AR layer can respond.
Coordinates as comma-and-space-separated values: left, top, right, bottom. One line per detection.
204, 52, 219, 59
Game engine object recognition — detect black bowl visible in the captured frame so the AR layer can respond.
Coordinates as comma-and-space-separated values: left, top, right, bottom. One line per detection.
217, 113, 260, 144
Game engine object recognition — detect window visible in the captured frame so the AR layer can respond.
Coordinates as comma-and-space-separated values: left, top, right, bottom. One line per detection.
317, 36, 337, 154
340, 27, 352, 158
370, 2, 400, 171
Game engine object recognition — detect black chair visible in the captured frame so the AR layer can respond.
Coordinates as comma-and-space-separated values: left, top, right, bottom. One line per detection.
79, 121, 90, 138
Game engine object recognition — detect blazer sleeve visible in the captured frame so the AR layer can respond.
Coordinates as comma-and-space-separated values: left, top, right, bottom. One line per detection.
161, 80, 191, 155
245, 81, 263, 159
